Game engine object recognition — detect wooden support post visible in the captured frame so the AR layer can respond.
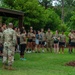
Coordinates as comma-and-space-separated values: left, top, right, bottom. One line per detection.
18, 16, 23, 28
0, 16, 2, 27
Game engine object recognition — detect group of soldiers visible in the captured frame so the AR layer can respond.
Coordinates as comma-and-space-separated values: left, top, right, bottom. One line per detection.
0, 23, 75, 70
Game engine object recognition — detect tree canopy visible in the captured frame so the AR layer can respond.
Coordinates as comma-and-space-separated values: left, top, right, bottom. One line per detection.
1, 0, 75, 31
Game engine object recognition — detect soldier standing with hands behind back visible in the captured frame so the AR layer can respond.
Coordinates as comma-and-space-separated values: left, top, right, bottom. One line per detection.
3, 23, 17, 70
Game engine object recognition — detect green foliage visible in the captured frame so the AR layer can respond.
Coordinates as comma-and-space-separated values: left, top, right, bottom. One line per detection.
23, 0, 46, 30
44, 8, 61, 30
2, 0, 61, 30
1, 0, 75, 31
59, 23, 67, 32
3, 0, 15, 8
2, 17, 18, 27
54, 0, 75, 31
67, 11, 75, 30
53, 7, 61, 18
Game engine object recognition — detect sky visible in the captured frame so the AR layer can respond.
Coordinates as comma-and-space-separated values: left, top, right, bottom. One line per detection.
39, 0, 60, 6
0, 0, 60, 7
52, 0, 60, 6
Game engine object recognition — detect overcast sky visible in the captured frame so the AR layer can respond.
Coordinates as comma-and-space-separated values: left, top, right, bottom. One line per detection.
52, 0, 59, 6
39, 0, 59, 6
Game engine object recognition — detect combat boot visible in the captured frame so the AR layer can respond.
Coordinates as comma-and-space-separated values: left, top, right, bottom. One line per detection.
3, 64, 7, 69
8, 65, 14, 70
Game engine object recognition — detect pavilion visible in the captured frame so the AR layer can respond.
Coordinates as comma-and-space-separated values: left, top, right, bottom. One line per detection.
0, 7, 24, 28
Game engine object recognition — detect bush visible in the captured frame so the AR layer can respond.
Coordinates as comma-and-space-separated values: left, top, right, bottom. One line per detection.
59, 23, 67, 32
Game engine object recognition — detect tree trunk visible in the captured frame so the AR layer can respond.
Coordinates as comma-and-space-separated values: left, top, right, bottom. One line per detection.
45, 0, 48, 9
61, 0, 64, 23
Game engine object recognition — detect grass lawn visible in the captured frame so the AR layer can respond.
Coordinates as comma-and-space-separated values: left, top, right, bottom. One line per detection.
0, 48, 75, 75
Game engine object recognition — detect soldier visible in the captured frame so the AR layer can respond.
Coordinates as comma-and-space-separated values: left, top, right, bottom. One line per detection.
3, 23, 17, 70
46, 28, 53, 52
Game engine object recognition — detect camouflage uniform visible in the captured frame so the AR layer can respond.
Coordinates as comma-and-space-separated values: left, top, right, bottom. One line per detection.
46, 31, 53, 52
3, 28, 17, 66
0, 32, 3, 43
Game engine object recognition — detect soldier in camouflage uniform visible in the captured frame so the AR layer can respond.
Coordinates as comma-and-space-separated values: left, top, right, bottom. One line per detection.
3, 23, 17, 70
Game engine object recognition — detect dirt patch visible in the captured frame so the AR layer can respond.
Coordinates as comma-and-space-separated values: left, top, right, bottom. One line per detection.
65, 61, 75, 67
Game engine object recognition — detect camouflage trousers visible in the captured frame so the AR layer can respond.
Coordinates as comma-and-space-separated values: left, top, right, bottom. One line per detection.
3, 45, 15, 66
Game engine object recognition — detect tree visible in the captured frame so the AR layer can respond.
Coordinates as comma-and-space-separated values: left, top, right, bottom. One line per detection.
61, 0, 64, 23
2, 0, 47, 30
2, 0, 15, 8
23, 0, 47, 30
68, 11, 75, 30
44, 8, 61, 30
2, 0, 61, 30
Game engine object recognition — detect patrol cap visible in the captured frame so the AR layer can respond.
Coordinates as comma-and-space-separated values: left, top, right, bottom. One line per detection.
8, 23, 13, 28
9, 23, 13, 26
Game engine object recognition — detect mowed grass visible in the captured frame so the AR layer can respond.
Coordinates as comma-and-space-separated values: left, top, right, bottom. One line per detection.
0, 48, 75, 75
